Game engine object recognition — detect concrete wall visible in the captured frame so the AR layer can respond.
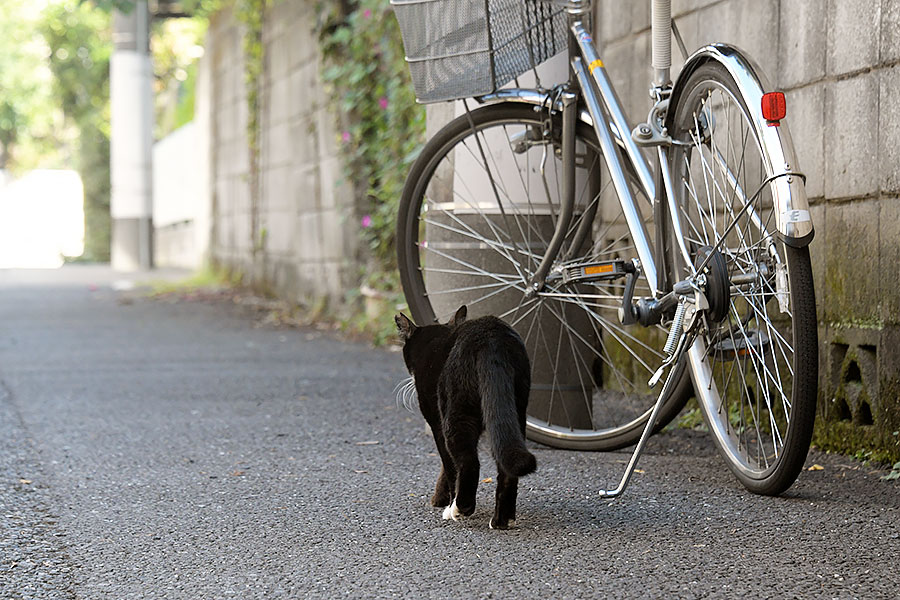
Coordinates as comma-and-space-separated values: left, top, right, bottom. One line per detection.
153, 122, 206, 269
595, 0, 900, 453
205, 2, 356, 305
153, 37, 213, 271
199, 0, 898, 454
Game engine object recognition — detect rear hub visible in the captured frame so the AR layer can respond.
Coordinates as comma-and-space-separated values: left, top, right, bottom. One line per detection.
695, 245, 730, 323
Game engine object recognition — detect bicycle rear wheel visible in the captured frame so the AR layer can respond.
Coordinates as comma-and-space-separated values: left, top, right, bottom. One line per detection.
666, 63, 818, 495
397, 102, 691, 450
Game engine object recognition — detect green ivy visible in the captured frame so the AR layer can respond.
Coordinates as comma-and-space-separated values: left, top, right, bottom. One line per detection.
315, 0, 425, 274
233, 0, 269, 253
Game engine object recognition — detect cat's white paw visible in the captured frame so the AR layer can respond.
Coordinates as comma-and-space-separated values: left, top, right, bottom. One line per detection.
442, 500, 461, 521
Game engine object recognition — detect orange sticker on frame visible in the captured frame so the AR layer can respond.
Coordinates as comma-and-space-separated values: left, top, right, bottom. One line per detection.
588, 59, 605, 71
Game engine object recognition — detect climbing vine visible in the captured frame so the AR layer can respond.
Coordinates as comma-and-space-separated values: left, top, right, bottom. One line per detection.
234, 0, 269, 253
315, 0, 426, 275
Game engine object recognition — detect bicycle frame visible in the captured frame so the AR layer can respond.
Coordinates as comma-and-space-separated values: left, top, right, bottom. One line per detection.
477, 0, 814, 305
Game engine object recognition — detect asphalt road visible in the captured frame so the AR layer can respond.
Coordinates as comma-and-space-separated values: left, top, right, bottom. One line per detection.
1, 266, 898, 599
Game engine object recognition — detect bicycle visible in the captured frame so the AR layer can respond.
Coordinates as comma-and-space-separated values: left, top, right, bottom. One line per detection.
392, 0, 817, 497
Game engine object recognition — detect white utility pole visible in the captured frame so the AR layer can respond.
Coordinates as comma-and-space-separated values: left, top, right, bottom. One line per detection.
110, 0, 153, 271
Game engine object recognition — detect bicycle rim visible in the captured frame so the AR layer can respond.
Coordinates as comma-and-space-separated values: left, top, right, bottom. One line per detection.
668, 64, 818, 494
397, 103, 690, 451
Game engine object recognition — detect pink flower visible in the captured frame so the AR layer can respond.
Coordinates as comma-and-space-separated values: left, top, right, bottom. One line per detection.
342, 131, 351, 143
363, 8, 372, 18
361, 215, 373, 228
378, 96, 389, 110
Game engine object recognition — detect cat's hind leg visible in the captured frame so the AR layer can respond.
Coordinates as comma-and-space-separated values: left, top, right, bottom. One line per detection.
490, 471, 518, 529
430, 429, 456, 507
432, 466, 454, 508
443, 422, 480, 520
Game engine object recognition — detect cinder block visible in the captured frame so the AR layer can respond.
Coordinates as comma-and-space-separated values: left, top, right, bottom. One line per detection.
288, 62, 318, 119
778, 0, 827, 88
263, 165, 291, 212
262, 209, 295, 256
319, 155, 350, 212
290, 31, 317, 72
318, 208, 350, 261
292, 165, 320, 213
692, 1, 735, 47
216, 214, 235, 249
688, 0, 778, 80
295, 212, 324, 261
263, 1, 289, 43
231, 178, 251, 215
671, 0, 720, 18
216, 102, 235, 144
823, 199, 880, 325
881, 0, 900, 63
825, 73, 879, 199
267, 76, 291, 126
879, 65, 900, 193
671, 11, 699, 77
215, 180, 233, 217
784, 83, 825, 199
233, 210, 253, 252
630, 1, 650, 33
290, 116, 318, 168
629, 34, 652, 120
827, 0, 881, 76
599, 0, 632, 43
267, 38, 291, 80
315, 107, 341, 162
879, 196, 900, 324
603, 38, 638, 124
265, 117, 293, 167
236, 137, 252, 176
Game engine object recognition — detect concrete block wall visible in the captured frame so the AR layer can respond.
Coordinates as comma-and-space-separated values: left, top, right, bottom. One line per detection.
205, 2, 356, 306
596, 0, 900, 454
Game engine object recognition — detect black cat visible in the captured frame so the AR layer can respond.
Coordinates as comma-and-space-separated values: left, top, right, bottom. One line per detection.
395, 305, 536, 530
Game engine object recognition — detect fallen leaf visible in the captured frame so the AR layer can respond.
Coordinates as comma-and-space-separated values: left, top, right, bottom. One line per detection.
634, 469, 645, 474
356, 440, 379, 446
19, 479, 31, 485
231, 470, 245, 477
808, 464, 825, 471
481, 477, 493, 483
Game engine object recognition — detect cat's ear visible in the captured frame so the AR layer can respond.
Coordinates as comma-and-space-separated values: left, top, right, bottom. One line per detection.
449, 305, 467, 326
395, 313, 416, 341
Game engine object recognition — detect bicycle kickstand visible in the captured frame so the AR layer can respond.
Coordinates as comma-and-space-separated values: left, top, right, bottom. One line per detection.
599, 330, 695, 499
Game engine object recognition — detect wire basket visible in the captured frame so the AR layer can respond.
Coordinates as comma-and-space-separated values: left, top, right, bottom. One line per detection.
391, 0, 568, 103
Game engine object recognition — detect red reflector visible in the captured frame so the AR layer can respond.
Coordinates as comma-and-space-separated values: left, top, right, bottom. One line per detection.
761, 92, 786, 123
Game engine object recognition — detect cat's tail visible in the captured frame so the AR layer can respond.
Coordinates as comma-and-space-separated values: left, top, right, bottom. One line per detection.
478, 352, 536, 478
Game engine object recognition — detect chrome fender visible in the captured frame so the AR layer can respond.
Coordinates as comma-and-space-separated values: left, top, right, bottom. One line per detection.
669, 44, 814, 247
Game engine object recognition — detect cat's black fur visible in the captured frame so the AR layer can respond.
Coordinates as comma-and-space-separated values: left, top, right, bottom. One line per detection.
395, 305, 536, 530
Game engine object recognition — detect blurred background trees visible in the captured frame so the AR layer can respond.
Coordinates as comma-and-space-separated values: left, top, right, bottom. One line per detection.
0, 0, 207, 262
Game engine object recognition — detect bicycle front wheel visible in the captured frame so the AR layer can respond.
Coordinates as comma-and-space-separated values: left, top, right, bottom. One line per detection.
667, 62, 818, 495
397, 102, 691, 450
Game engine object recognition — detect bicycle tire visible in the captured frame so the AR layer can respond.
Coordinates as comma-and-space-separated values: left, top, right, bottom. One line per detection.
397, 102, 692, 451
666, 62, 818, 495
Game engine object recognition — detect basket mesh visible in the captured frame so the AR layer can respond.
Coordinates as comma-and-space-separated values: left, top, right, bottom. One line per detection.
392, 0, 567, 103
